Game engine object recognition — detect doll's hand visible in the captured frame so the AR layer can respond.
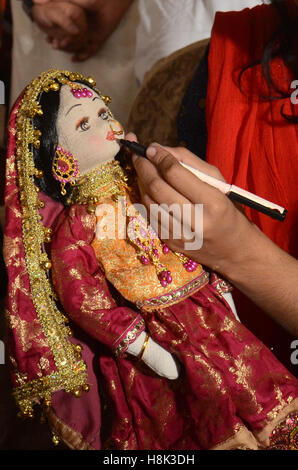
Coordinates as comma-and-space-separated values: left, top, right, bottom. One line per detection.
127, 332, 179, 380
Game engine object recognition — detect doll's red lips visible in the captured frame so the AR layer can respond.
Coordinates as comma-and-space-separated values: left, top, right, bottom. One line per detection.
106, 130, 115, 141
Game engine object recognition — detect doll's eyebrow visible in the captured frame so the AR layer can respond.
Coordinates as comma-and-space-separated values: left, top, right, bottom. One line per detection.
92, 97, 100, 102
65, 104, 82, 116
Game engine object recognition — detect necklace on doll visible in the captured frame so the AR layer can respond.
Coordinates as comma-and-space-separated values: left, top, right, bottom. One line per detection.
72, 160, 199, 288
127, 211, 198, 287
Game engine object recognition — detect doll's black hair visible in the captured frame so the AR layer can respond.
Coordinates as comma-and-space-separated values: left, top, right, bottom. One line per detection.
33, 88, 65, 203
239, 0, 298, 123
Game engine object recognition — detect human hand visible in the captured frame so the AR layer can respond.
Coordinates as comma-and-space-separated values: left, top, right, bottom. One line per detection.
128, 133, 257, 279
31, 1, 88, 54
33, 0, 133, 61
127, 331, 179, 380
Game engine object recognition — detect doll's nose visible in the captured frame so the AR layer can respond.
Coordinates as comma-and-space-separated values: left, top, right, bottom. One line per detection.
109, 119, 124, 136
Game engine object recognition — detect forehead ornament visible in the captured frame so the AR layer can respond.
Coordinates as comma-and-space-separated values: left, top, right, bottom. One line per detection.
71, 87, 93, 99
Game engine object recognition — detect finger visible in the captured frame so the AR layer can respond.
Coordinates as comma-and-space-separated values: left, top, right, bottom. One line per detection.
149, 143, 226, 181
51, 38, 59, 49
125, 132, 138, 142
72, 37, 100, 61
42, 0, 98, 11
49, 13, 79, 35
48, 5, 86, 35
145, 145, 227, 206
133, 154, 192, 211
58, 37, 72, 48
140, 189, 197, 248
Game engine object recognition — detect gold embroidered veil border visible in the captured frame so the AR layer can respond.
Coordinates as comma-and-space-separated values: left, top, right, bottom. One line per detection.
3, 69, 107, 417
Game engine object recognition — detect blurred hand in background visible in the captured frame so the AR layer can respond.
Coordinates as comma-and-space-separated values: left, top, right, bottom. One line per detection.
32, 0, 133, 61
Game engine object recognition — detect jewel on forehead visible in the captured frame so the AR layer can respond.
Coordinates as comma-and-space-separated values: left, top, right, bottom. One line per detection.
71, 88, 93, 99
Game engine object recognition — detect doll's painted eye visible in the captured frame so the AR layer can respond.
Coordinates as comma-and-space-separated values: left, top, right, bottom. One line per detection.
98, 109, 109, 120
76, 117, 90, 132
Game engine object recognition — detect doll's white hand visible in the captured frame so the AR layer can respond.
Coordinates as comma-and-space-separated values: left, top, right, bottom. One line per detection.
127, 331, 179, 380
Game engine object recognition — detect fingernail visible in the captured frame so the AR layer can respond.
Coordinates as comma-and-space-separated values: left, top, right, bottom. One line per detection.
147, 146, 157, 158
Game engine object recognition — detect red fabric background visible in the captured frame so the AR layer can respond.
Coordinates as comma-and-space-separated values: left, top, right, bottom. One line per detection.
206, 4, 298, 370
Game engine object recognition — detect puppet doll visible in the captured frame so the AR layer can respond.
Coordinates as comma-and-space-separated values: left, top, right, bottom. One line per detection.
4, 70, 298, 450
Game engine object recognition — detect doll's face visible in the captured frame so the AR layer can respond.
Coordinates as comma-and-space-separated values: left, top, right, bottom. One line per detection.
56, 85, 124, 175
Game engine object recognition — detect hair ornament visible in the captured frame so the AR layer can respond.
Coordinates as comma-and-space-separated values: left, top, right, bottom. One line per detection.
71, 88, 93, 99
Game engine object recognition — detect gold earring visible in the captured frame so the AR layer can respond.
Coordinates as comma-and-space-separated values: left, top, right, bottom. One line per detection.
52, 146, 80, 196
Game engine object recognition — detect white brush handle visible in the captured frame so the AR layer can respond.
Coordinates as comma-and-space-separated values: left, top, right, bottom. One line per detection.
180, 162, 285, 215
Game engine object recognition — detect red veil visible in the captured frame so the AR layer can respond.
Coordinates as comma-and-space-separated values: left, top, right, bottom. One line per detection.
3, 72, 102, 449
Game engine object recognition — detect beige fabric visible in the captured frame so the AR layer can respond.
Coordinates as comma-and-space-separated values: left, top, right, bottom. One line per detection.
127, 39, 209, 147
211, 425, 260, 450
136, 0, 268, 83
46, 407, 96, 450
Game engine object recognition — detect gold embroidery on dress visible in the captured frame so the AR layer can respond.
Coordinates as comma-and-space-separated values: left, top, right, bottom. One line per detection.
8, 126, 16, 136
15, 372, 29, 387
80, 285, 112, 313
189, 352, 228, 393
6, 155, 16, 182
69, 268, 82, 280
229, 350, 263, 415
267, 386, 294, 421
8, 272, 32, 316
39, 357, 51, 373
8, 315, 44, 353
3, 235, 22, 266
64, 240, 89, 251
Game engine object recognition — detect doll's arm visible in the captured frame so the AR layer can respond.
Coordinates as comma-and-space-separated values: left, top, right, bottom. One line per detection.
51, 204, 146, 356
51, 204, 179, 379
